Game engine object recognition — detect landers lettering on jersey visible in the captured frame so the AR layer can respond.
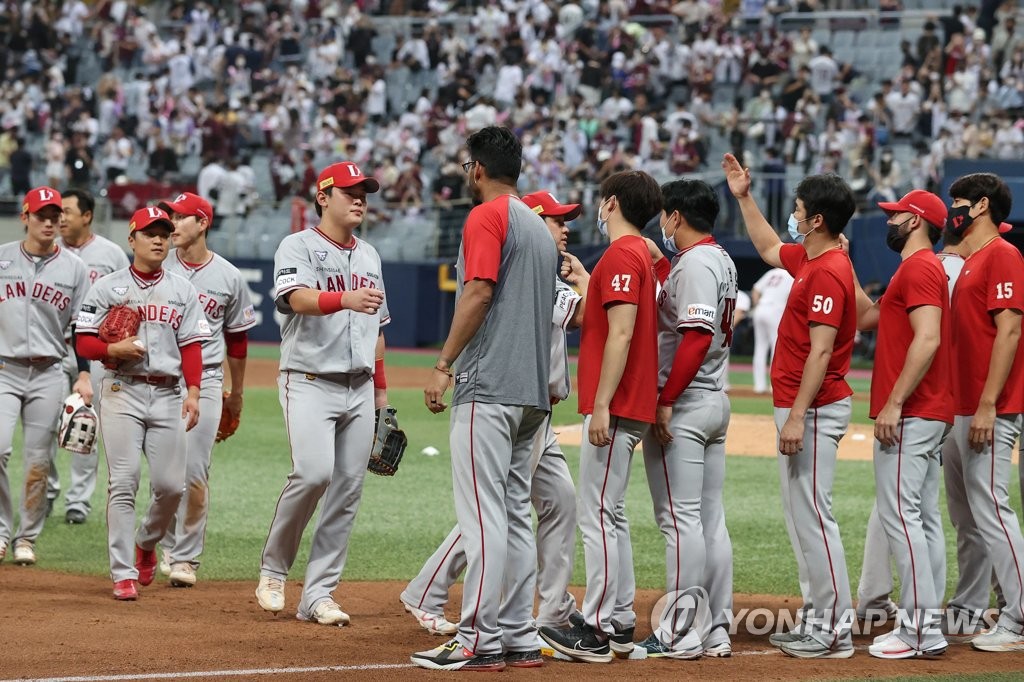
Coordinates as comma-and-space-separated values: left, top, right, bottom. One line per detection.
323, 273, 379, 292
0, 280, 70, 309
198, 292, 226, 319
0, 281, 27, 303
140, 304, 184, 329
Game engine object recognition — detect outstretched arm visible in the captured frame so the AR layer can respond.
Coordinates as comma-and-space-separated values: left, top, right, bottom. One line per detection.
722, 153, 784, 268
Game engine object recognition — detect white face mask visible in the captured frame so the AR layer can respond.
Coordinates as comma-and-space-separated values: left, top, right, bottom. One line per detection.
788, 213, 811, 244
597, 198, 609, 237
661, 215, 680, 254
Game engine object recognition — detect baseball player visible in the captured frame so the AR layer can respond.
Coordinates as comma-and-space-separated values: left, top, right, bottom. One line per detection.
539, 170, 662, 664
75, 206, 210, 600
637, 179, 737, 660
46, 188, 130, 525
401, 190, 584, 645
848, 190, 952, 658
941, 173, 1024, 653
723, 153, 858, 659
413, 128, 556, 672
256, 161, 389, 627
158, 191, 256, 587
751, 267, 794, 394
0, 187, 90, 565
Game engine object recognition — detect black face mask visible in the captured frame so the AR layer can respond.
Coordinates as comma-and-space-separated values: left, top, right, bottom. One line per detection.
885, 217, 913, 253
947, 202, 978, 239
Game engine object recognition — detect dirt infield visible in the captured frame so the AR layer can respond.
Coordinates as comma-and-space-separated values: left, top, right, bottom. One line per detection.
4, 570, 1024, 681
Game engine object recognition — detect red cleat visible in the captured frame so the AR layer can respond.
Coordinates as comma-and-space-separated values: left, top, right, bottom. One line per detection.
113, 579, 138, 601
135, 545, 157, 586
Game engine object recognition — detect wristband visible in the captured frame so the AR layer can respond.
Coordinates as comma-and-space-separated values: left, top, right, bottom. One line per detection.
317, 291, 346, 314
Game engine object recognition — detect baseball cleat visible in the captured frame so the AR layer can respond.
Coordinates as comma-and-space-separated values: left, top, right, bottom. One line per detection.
256, 575, 285, 613
113, 579, 139, 601
971, 625, 1024, 652
159, 548, 172, 576
703, 641, 733, 658
169, 563, 197, 587
12, 539, 36, 565
134, 545, 157, 586
403, 602, 458, 635
504, 649, 544, 668
868, 633, 947, 659
768, 630, 803, 648
298, 600, 350, 626
610, 624, 635, 656
0, 540, 6, 563
779, 635, 854, 659
637, 632, 704, 660
539, 623, 613, 663
65, 509, 87, 525
411, 639, 506, 671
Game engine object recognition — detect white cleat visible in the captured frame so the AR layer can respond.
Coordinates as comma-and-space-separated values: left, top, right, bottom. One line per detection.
255, 575, 285, 613
159, 548, 172, 576
298, 600, 351, 626
403, 602, 458, 635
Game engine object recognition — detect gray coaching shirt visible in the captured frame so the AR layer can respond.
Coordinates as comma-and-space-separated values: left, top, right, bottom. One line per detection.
657, 239, 738, 392
77, 268, 211, 376
0, 242, 90, 360
274, 228, 390, 375
166, 251, 257, 367
59, 234, 130, 285
452, 195, 556, 410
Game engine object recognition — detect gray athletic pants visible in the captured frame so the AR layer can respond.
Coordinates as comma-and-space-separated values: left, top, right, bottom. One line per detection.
577, 415, 649, 638
774, 397, 853, 650
448, 401, 548, 655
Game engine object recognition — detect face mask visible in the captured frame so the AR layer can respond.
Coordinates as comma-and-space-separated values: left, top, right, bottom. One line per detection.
661, 218, 680, 255
788, 213, 810, 244
597, 199, 609, 237
885, 217, 913, 253
947, 202, 977, 239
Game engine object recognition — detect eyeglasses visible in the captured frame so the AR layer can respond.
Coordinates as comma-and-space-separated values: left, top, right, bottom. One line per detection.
462, 160, 477, 174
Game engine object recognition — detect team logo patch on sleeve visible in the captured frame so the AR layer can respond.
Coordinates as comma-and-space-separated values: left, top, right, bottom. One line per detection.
197, 319, 212, 335
685, 304, 717, 324
242, 305, 255, 322
276, 267, 298, 288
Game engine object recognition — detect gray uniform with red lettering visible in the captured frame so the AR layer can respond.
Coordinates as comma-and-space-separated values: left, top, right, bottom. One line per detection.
47, 234, 130, 516
161, 250, 256, 568
76, 267, 210, 581
0, 241, 89, 553
262, 227, 389, 619
401, 278, 580, 629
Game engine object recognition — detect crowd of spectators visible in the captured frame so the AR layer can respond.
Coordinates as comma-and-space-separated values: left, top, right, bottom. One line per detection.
0, 0, 1022, 246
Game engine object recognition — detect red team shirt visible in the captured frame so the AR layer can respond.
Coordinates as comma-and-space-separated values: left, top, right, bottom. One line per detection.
951, 237, 1024, 415
869, 250, 953, 423
577, 235, 659, 423
771, 244, 856, 408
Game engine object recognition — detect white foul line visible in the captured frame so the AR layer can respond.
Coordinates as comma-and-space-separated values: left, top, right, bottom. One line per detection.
0, 663, 417, 682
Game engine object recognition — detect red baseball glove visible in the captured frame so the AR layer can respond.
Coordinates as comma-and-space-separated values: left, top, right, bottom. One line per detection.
216, 392, 241, 442
98, 305, 141, 343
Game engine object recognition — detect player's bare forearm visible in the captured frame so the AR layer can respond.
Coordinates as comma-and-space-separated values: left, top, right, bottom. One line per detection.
852, 269, 880, 331
285, 287, 383, 316
570, 277, 589, 329
886, 306, 941, 407
594, 303, 637, 409
980, 309, 1023, 408
789, 324, 837, 419
737, 195, 784, 268
435, 279, 494, 369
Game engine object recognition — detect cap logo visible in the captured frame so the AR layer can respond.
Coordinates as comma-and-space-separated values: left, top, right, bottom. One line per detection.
531, 205, 544, 214
175, 193, 188, 202
319, 178, 334, 190
346, 164, 362, 178
38, 188, 55, 202
22, 202, 28, 213
145, 207, 164, 219
129, 221, 136, 231
547, 192, 559, 202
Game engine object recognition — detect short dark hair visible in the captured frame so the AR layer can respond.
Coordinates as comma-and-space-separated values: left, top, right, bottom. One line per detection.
466, 126, 522, 185
600, 170, 663, 230
795, 174, 856, 236
948, 172, 1012, 226
62, 188, 95, 217
661, 179, 719, 234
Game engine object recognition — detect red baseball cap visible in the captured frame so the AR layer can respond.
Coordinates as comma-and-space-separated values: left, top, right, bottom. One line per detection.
317, 161, 380, 194
22, 186, 63, 214
129, 206, 174, 234
877, 189, 947, 228
999, 222, 1013, 233
159, 192, 214, 223
521, 191, 583, 221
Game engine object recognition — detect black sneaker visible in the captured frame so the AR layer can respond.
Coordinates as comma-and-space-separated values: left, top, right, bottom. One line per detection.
505, 649, 543, 668
539, 623, 613, 663
569, 610, 585, 628
65, 509, 86, 525
410, 639, 506, 671
610, 624, 635, 656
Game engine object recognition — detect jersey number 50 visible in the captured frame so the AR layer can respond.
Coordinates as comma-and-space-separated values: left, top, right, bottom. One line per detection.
811, 294, 834, 315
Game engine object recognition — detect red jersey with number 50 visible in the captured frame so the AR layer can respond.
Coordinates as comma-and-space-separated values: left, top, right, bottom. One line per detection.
771, 244, 856, 408
577, 235, 659, 423
951, 237, 1024, 415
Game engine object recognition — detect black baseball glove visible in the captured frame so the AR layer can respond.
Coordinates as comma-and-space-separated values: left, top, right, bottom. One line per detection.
368, 405, 408, 476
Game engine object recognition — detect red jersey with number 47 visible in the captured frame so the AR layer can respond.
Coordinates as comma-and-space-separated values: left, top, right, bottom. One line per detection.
951, 237, 1024, 415
577, 235, 659, 423
771, 244, 856, 408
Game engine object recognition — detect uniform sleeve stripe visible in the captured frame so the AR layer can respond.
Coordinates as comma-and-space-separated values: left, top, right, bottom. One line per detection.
275, 284, 306, 297
225, 320, 259, 332
677, 319, 716, 332
379, 316, 392, 326
178, 334, 209, 345
559, 297, 579, 330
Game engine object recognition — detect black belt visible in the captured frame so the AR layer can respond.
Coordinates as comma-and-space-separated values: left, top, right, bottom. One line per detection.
114, 374, 177, 387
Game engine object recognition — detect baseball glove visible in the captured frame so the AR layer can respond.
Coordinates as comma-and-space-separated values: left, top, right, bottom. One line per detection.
216, 392, 241, 442
58, 393, 98, 455
368, 405, 407, 476
98, 305, 141, 343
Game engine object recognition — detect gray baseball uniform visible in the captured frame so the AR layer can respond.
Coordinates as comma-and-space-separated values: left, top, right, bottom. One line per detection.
77, 267, 210, 581
751, 267, 793, 394
261, 228, 389, 619
0, 241, 89, 551
401, 278, 580, 629
445, 196, 555, 656
161, 250, 256, 568
47, 233, 130, 516
640, 238, 737, 654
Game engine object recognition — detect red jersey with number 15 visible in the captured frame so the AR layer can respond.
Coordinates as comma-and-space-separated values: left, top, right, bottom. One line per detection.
771, 243, 856, 408
951, 237, 1024, 415
577, 235, 659, 423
